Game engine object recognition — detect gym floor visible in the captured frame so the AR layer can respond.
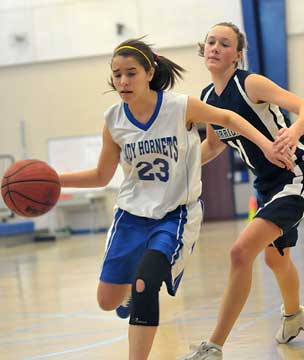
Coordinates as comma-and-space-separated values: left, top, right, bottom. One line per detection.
1, 219, 304, 359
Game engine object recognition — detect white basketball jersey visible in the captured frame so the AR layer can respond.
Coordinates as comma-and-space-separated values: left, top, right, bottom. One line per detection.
104, 91, 202, 219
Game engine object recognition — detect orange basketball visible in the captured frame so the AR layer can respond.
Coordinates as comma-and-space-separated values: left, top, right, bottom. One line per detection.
1, 159, 61, 217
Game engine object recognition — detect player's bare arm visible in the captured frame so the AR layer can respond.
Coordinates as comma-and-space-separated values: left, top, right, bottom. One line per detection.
201, 124, 227, 165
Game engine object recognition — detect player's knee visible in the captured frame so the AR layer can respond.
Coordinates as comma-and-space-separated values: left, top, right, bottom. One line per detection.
136, 278, 145, 293
97, 293, 117, 311
230, 243, 250, 268
97, 298, 114, 311
130, 274, 162, 326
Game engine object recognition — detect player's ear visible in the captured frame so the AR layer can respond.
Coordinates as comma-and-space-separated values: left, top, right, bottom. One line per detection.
236, 51, 242, 63
148, 67, 155, 82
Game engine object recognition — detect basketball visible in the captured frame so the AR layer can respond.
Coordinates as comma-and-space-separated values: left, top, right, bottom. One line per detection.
1, 159, 61, 217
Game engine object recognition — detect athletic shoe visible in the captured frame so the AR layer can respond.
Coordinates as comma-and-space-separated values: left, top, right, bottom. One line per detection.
115, 296, 132, 319
179, 342, 222, 360
275, 305, 304, 344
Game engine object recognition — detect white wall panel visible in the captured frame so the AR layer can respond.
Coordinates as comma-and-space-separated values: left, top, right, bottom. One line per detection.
31, 5, 67, 61
0, 0, 26, 11
140, 0, 244, 48
0, 0, 77, 10
286, 0, 304, 35
0, 9, 36, 66
62, 1, 139, 58
0, 0, 243, 66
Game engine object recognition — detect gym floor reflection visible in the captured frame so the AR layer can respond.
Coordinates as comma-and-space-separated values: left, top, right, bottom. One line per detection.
1, 219, 304, 359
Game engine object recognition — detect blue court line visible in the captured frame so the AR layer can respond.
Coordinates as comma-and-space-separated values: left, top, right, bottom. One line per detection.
22, 334, 127, 360
0, 311, 86, 338
235, 306, 280, 332
0, 326, 128, 347
160, 305, 281, 330
7, 306, 281, 359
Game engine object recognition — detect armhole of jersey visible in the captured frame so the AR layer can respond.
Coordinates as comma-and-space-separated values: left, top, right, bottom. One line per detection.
103, 103, 122, 144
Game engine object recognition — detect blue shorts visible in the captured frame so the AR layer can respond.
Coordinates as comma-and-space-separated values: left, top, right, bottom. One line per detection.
255, 168, 304, 254
99, 202, 203, 295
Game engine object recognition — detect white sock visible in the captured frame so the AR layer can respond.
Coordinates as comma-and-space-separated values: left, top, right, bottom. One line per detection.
207, 341, 223, 352
284, 307, 302, 317
284, 313, 296, 317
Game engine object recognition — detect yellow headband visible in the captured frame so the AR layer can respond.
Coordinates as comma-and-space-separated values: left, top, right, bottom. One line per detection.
114, 45, 152, 67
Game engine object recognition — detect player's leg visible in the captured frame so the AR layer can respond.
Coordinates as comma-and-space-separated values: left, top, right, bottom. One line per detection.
264, 246, 300, 315
262, 193, 304, 343
211, 191, 304, 346
183, 193, 304, 359
128, 249, 171, 360
182, 218, 281, 360
209, 194, 304, 349
129, 325, 158, 360
180, 217, 283, 360
208, 218, 281, 347
264, 245, 304, 343
129, 203, 202, 360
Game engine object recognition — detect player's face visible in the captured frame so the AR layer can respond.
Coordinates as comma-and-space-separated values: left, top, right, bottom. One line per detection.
111, 56, 154, 103
203, 26, 242, 73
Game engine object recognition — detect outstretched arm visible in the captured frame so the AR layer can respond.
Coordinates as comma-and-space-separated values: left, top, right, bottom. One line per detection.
59, 125, 120, 188
186, 96, 293, 170
201, 125, 227, 165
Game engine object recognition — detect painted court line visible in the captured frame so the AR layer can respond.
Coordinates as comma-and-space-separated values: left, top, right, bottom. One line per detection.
22, 334, 127, 359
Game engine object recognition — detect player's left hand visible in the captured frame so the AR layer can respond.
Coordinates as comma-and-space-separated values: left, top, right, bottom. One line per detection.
274, 127, 298, 156
263, 140, 294, 171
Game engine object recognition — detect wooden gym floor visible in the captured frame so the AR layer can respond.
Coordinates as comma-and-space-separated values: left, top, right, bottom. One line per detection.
1, 219, 304, 360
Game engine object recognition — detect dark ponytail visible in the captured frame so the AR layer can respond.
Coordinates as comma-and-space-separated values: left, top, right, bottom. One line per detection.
150, 54, 185, 90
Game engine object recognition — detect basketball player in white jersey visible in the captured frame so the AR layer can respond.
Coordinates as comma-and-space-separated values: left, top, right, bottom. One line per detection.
181, 23, 304, 360
58, 38, 292, 360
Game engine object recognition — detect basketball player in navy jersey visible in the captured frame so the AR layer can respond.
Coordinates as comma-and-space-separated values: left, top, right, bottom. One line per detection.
181, 23, 304, 360
58, 38, 291, 360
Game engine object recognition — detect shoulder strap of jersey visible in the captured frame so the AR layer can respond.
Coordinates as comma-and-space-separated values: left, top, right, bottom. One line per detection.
200, 83, 214, 102
233, 69, 253, 91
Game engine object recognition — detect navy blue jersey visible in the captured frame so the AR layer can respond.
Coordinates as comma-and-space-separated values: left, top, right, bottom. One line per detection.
201, 69, 304, 193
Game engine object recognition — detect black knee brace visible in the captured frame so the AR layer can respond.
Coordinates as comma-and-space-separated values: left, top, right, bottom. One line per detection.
129, 249, 171, 327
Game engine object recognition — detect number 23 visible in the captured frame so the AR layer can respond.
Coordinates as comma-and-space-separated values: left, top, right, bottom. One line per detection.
136, 158, 169, 182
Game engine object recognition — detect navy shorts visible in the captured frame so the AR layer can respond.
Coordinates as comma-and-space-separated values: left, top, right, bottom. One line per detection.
99, 202, 203, 295
255, 172, 304, 254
